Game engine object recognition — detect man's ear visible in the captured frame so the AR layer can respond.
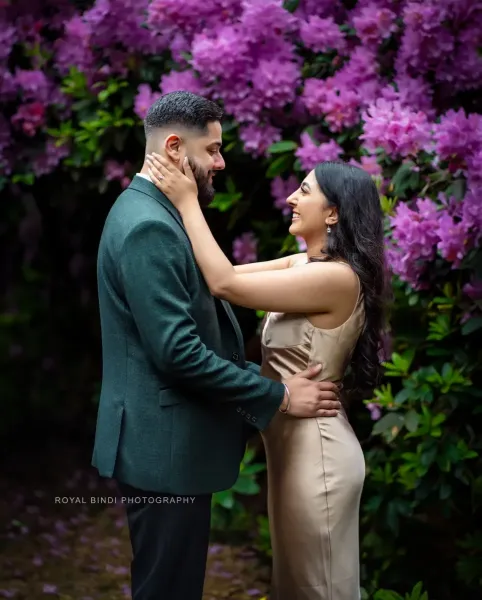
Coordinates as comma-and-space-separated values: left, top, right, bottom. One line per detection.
164, 134, 183, 164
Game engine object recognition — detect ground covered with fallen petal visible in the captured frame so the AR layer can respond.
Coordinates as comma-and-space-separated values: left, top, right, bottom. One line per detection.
0, 442, 270, 599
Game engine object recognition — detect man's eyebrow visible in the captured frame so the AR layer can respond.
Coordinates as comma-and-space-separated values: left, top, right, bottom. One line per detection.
301, 181, 310, 190
209, 141, 222, 148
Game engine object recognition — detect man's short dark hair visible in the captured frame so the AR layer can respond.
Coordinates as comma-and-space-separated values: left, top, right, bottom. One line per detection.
144, 91, 223, 138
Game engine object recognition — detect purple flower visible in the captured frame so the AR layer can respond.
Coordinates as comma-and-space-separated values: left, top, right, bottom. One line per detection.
463, 278, 482, 302
15, 69, 51, 103
295, 133, 343, 172
387, 199, 440, 288
42, 584, 58, 595
134, 84, 161, 120
160, 70, 204, 96
367, 402, 382, 421
352, 3, 398, 47
11, 102, 46, 137
208, 544, 223, 555
239, 0, 298, 42
239, 123, 281, 157
191, 26, 250, 83
348, 155, 382, 177
0, 20, 17, 61
299, 16, 347, 54
295, 0, 345, 20
271, 175, 299, 216
361, 98, 433, 159
251, 59, 300, 110
433, 109, 482, 169
0, 68, 17, 102
31, 138, 70, 177
54, 16, 94, 76
381, 75, 435, 118
435, 213, 468, 267
461, 185, 482, 243
302, 79, 360, 132
232, 232, 258, 264
397, 2, 454, 75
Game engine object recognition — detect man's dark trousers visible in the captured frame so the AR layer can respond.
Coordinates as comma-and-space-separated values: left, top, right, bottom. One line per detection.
118, 482, 212, 600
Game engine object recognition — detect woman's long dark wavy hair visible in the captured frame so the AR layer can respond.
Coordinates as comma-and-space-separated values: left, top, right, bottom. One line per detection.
311, 161, 389, 404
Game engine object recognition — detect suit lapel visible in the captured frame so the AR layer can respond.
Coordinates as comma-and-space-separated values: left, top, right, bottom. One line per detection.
129, 176, 245, 354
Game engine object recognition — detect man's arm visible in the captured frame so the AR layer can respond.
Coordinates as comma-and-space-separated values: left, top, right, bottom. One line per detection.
118, 219, 284, 431
245, 361, 261, 375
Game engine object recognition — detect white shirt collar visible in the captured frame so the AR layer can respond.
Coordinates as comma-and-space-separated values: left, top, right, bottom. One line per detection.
136, 172, 152, 182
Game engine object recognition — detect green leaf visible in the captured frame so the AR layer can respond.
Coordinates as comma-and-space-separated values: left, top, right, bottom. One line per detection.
268, 140, 298, 153
11, 173, 35, 185
461, 317, 482, 335
404, 410, 420, 433
232, 476, 260, 495
213, 490, 234, 509
372, 412, 405, 436
242, 463, 266, 475
391, 162, 421, 198
208, 192, 242, 212
439, 482, 451, 500
395, 388, 412, 405
266, 153, 294, 178
374, 589, 404, 600
283, 0, 300, 14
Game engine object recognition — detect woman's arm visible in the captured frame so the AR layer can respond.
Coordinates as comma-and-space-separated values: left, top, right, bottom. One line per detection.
234, 253, 306, 273
146, 155, 356, 314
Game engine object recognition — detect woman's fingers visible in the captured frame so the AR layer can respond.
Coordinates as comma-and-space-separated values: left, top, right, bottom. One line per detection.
146, 159, 163, 182
147, 167, 162, 185
150, 152, 175, 172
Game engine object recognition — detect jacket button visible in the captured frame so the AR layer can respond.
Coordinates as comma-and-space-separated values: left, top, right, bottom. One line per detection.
232, 352, 239, 361
251, 416, 257, 423
236, 407, 242, 413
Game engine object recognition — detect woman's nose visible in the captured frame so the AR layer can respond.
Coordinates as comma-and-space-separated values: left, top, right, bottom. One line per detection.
286, 193, 297, 207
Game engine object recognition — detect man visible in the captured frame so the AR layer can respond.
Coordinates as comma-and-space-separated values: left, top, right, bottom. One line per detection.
92, 91, 341, 600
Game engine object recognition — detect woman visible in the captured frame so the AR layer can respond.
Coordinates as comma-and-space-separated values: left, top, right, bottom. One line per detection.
146, 155, 387, 600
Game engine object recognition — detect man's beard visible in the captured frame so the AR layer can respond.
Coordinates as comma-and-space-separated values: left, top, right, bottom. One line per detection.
187, 157, 215, 207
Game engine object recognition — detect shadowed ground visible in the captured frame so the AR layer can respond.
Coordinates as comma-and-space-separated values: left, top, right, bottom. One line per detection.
0, 443, 270, 599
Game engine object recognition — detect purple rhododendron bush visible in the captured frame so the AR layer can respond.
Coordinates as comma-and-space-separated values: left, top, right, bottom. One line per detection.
1, 0, 481, 597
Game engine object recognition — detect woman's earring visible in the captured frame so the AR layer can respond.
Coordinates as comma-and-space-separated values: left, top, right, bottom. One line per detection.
327, 225, 332, 234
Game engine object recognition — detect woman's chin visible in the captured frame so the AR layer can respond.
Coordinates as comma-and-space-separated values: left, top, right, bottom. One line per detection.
288, 221, 301, 236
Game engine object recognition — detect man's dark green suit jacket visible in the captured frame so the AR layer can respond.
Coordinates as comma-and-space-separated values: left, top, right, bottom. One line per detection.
92, 175, 285, 495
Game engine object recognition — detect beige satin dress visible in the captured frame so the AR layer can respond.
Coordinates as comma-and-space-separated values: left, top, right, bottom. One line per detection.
260, 276, 366, 600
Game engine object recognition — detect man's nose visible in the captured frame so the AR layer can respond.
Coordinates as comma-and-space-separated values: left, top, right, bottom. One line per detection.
213, 154, 225, 171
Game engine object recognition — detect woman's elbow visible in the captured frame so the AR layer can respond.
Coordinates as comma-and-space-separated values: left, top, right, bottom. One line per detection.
209, 279, 232, 299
